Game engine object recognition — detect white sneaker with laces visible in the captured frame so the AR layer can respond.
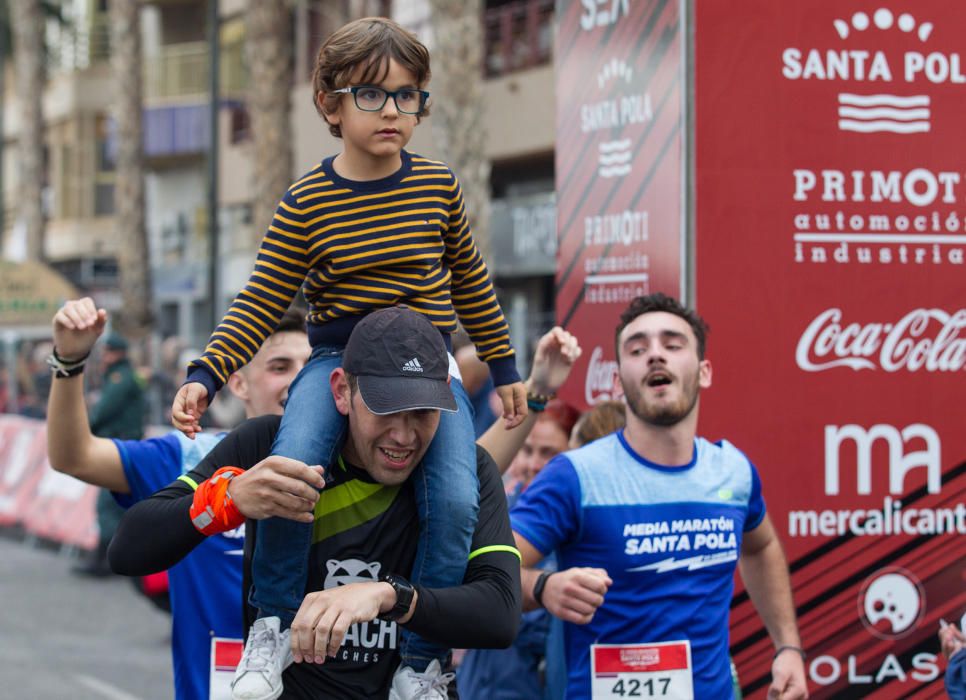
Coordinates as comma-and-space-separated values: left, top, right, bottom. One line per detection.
388, 659, 455, 700
231, 616, 293, 700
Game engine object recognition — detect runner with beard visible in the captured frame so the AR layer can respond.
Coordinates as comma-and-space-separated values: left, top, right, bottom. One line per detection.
509, 293, 809, 700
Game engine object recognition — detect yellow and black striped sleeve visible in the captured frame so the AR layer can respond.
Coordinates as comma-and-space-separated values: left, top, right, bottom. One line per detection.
439, 170, 518, 385
187, 180, 315, 397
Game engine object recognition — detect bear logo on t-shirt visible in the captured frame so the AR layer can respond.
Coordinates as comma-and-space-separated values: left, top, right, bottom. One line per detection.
323, 558, 381, 589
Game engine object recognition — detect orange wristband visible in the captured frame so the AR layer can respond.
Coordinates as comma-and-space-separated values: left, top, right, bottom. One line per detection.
190, 466, 245, 536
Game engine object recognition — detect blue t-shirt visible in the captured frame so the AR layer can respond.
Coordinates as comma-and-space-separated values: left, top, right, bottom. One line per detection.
510, 432, 765, 700
113, 431, 243, 700
457, 483, 555, 700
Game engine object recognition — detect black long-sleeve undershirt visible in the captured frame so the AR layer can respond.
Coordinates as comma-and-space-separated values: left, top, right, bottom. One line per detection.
108, 415, 521, 650
110, 489, 520, 648
109, 495, 202, 574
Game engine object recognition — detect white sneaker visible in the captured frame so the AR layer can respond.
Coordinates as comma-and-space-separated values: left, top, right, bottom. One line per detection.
231, 616, 293, 700
389, 659, 455, 700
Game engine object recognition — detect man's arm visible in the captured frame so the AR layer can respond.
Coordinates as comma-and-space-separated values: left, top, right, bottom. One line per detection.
107, 485, 201, 574
293, 534, 524, 663
739, 513, 808, 700
289, 580, 410, 664
508, 455, 610, 623
941, 622, 966, 660
478, 326, 581, 473
404, 545, 520, 649
515, 532, 611, 623
515, 534, 547, 611
46, 299, 129, 492
109, 416, 323, 575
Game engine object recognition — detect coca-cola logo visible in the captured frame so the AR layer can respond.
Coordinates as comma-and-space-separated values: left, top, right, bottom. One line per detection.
796, 308, 966, 372
585, 346, 619, 404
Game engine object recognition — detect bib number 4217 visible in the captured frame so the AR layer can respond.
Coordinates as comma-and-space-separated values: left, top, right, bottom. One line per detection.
591, 641, 693, 700
612, 677, 672, 696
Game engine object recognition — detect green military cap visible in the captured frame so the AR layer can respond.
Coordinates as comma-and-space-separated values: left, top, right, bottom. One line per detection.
103, 332, 129, 351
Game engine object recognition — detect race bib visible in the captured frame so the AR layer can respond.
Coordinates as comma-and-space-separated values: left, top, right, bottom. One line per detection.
590, 641, 693, 699
209, 637, 243, 699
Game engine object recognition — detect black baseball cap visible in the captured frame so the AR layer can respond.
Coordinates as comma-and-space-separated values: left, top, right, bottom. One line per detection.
344, 307, 458, 415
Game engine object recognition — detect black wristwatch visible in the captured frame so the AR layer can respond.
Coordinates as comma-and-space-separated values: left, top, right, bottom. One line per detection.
378, 573, 415, 622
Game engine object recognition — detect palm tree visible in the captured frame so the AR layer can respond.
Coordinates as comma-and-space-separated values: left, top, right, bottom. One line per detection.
10, 0, 45, 261
244, 0, 294, 245
428, 0, 491, 258
0, 2, 10, 249
109, 0, 152, 339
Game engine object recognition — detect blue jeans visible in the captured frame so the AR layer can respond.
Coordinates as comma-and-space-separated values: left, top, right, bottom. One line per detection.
249, 345, 479, 673
401, 373, 478, 669
250, 344, 345, 627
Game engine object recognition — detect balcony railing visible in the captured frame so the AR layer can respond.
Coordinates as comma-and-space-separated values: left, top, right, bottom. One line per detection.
484, 0, 554, 78
46, 19, 248, 101
46, 13, 111, 72
144, 41, 248, 101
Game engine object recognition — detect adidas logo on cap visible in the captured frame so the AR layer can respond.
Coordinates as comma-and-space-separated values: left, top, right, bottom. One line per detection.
402, 357, 423, 373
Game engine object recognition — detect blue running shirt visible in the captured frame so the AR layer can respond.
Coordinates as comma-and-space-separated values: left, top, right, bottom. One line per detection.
510, 432, 765, 700
113, 431, 242, 700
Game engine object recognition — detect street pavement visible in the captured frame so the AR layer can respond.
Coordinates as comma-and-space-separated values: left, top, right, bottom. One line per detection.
0, 533, 174, 699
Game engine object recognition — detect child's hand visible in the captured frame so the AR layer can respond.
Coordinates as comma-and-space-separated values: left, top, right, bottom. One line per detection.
496, 381, 528, 429
172, 382, 209, 439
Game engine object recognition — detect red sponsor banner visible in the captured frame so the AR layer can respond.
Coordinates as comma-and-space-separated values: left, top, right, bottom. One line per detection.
555, 0, 684, 408
20, 456, 99, 549
0, 415, 98, 549
696, 2, 964, 697
0, 417, 52, 526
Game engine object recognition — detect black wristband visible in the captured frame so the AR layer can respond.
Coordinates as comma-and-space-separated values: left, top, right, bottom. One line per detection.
47, 351, 87, 378
773, 645, 806, 662
52, 364, 85, 379
532, 571, 554, 607
52, 347, 90, 365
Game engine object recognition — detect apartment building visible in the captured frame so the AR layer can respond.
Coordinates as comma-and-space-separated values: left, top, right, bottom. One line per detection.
3, 0, 557, 361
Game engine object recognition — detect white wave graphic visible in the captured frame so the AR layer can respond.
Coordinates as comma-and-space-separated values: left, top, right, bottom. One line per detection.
833, 18, 850, 39
838, 93, 929, 108
598, 165, 632, 178
838, 106, 930, 120
598, 139, 631, 153
839, 119, 930, 133
598, 151, 631, 165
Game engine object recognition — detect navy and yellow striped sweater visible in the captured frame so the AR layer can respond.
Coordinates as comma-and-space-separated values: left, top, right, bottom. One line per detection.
187, 151, 519, 399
